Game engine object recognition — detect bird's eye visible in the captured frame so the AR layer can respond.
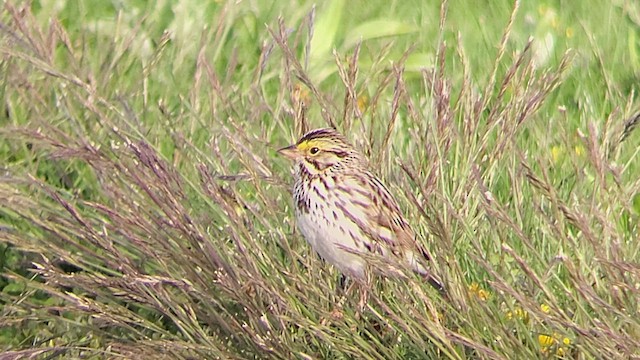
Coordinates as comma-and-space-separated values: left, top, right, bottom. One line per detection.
309, 147, 320, 155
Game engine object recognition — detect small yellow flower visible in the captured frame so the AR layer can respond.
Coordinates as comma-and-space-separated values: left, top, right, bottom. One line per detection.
551, 145, 563, 164
477, 289, 489, 300
540, 304, 551, 313
515, 308, 529, 322
565, 27, 574, 38
506, 307, 530, 323
468, 282, 490, 301
539, 334, 555, 347
574, 145, 585, 157
357, 94, 368, 113
538, 333, 571, 357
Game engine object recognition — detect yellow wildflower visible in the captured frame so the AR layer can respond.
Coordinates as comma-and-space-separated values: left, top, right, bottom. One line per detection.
357, 94, 368, 113
551, 145, 563, 164
468, 282, 491, 301
506, 307, 530, 323
565, 27, 574, 38
539, 334, 555, 347
539, 333, 571, 357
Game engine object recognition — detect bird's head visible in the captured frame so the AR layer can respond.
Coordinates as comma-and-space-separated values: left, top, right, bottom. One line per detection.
278, 128, 363, 175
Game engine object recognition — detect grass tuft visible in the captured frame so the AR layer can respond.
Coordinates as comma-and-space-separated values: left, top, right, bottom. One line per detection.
1, 0, 639, 358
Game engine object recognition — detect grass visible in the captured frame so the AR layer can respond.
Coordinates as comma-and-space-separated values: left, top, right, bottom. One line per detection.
1, 0, 639, 358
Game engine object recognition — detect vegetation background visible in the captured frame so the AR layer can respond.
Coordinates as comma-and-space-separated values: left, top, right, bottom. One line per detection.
1, 0, 639, 358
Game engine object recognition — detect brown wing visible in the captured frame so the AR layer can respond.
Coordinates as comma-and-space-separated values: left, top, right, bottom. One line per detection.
335, 172, 445, 292
335, 171, 423, 259
366, 174, 416, 247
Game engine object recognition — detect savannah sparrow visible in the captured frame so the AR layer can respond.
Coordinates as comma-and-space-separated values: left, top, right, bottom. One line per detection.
278, 128, 444, 292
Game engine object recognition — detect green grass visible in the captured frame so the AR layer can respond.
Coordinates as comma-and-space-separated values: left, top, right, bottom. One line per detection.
1, 0, 639, 358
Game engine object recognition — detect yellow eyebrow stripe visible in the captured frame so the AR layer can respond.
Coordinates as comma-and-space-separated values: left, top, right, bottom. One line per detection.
297, 139, 325, 151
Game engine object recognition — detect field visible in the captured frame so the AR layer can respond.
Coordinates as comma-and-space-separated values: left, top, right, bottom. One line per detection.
1, 0, 639, 358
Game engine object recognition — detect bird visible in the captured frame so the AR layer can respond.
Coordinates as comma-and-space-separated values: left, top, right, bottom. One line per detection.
278, 128, 444, 295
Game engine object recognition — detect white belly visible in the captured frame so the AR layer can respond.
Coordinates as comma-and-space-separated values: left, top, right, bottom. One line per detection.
295, 199, 368, 279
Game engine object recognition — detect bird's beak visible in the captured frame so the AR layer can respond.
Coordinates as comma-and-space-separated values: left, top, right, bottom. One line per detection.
277, 144, 301, 160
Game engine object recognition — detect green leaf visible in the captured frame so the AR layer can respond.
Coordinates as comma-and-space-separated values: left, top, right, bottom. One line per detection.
628, 30, 639, 71
343, 19, 418, 49
404, 52, 435, 72
632, 193, 640, 215
309, 0, 345, 60
2, 282, 25, 295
